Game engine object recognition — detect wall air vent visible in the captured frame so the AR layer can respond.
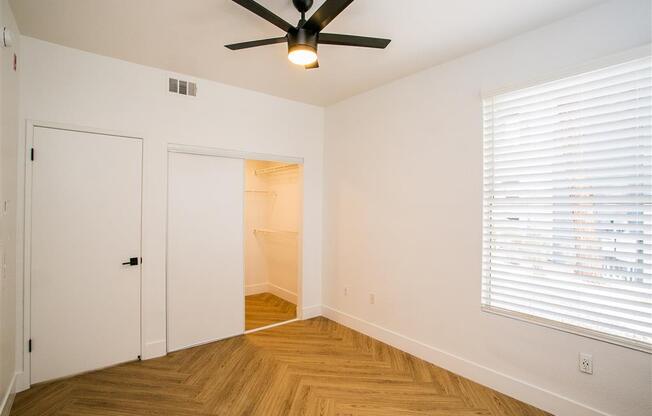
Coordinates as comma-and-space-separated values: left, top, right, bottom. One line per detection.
168, 78, 197, 97
188, 82, 197, 97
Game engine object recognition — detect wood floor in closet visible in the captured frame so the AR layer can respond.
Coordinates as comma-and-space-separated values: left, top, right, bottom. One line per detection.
11, 317, 549, 416
245, 292, 297, 330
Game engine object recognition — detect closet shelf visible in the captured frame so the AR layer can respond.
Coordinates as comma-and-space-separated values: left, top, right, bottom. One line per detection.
253, 228, 298, 236
245, 190, 276, 196
255, 164, 299, 176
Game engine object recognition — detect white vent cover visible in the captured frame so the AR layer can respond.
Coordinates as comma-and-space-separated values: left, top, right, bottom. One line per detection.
169, 78, 197, 97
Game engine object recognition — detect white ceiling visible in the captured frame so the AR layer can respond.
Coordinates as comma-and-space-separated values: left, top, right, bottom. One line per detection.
10, 0, 605, 106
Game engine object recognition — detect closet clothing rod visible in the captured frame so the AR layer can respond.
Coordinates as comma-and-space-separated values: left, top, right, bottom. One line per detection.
245, 190, 276, 195
253, 228, 298, 236
255, 163, 299, 176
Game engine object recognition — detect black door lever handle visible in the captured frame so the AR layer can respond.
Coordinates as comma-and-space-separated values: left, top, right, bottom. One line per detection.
122, 257, 139, 266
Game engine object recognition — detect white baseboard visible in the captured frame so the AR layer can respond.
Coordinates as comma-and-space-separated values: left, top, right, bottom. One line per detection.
246, 282, 298, 305
0, 373, 17, 416
266, 283, 297, 304
166, 331, 242, 354
245, 283, 269, 296
14, 371, 28, 394
142, 340, 166, 360
322, 305, 611, 416
301, 305, 322, 320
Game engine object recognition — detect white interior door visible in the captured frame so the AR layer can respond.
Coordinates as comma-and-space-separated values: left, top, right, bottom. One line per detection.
167, 152, 245, 352
30, 127, 142, 384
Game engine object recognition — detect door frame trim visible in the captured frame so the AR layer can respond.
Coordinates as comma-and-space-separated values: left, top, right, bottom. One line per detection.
165, 144, 305, 353
19, 120, 145, 390
167, 143, 304, 164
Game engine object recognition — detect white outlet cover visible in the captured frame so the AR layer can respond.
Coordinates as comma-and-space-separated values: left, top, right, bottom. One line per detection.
579, 353, 593, 374
369, 294, 375, 304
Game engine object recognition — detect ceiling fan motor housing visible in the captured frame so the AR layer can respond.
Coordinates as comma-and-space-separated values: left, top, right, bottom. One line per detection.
292, 0, 313, 13
287, 28, 318, 54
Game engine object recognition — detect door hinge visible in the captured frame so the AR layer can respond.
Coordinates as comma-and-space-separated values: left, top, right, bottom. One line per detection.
28, 339, 32, 353
30, 148, 34, 161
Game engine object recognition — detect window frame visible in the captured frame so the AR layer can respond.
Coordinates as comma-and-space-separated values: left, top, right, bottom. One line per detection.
480, 45, 652, 353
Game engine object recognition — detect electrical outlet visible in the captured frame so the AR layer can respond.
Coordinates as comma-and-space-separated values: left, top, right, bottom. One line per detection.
579, 353, 593, 374
344, 287, 349, 296
369, 293, 375, 304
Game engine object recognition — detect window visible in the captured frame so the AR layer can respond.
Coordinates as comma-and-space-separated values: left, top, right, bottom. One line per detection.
482, 55, 652, 352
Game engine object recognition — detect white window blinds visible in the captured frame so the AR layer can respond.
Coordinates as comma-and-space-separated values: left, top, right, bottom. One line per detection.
482, 55, 652, 352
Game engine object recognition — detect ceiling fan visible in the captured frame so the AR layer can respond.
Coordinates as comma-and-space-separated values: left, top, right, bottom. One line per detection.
225, 0, 391, 69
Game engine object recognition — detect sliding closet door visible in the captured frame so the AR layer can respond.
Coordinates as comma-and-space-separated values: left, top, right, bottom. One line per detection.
167, 152, 245, 352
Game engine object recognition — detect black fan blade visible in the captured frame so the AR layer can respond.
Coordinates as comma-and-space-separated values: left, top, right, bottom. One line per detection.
302, 0, 354, 33
319, 33, 391, 49
225, 36, 287, 50
231, 0, 293, 32
305, 60, 319, 70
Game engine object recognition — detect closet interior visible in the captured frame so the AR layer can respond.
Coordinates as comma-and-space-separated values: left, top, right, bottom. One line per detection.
244, 160, 302, 330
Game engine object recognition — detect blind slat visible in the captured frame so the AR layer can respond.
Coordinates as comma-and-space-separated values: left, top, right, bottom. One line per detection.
484, 248, 650, 270
484, 240, 652, 262
485, 155, 652, 176
484, 285, 652, 326
485, 196, 651, 204
484, 235, 651, 254
485, 254, 650, 282
485, 219, 652, 233
484, 273, 652, 310
488, 137, 651, 163
489, 62, 652, 110
488, 107, 651, 141
484, 297, 652, 339
487, 126, 650, 152
483, 268, 651, 302
487, 88, 652, 126
485, 204, 652, 214
487, 117, 651, 145
486, 145, 652, 170
489, 175, 652, 192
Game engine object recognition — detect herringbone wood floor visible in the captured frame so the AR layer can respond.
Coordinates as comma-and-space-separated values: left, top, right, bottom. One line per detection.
11, 317, 550, 416
246, 292, 297, 330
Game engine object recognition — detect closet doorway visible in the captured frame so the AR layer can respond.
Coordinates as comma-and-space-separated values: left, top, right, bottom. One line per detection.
244, 161, 302, 331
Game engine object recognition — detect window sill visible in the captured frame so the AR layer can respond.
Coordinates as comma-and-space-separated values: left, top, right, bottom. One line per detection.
481, 305, 651, 354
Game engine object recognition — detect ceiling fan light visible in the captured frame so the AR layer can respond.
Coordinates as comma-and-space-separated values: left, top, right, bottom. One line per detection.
288, 45, 317, 66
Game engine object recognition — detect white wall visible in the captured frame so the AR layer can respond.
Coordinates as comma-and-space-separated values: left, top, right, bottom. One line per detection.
323, 1, 652, 416
0, 0, 19, 413
16, 35, 324, 389
266, 163, 301, 299
244, 160, 272, 291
